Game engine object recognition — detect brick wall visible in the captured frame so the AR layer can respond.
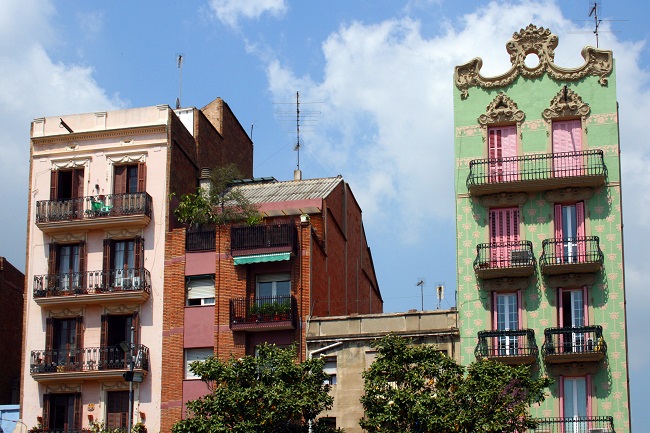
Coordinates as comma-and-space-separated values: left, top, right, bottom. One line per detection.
0, 257, 24, 404
168, 112, 200, 231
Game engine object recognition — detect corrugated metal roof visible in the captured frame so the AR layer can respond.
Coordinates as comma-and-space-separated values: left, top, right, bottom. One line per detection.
234, 176, 343, 204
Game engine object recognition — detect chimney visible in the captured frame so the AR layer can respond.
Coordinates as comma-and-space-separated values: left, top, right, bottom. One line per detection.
294, 169, 302, 181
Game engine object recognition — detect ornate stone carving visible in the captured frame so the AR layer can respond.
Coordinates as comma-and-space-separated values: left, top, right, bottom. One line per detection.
51, 157, 90, 170
51, 232, 87, 244
482, 277, 531, 292
46, 383, 82, 393
102, 381, 134, 391
542, 87, 591, 123
544, 187, 593, 203
454, 24, 613, 99
480, 192, 528, 207
105, 228, 143, 239
478, 93, 525, 128
49, 307, 84, 318
546, 273, 596, 288
104, 304, 139, 314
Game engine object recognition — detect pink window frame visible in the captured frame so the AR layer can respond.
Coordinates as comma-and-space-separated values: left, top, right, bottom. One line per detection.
559, 375, 592, 427
554, 202, 586, 263
552, 119, 583, 177
491, 291, 523, 356
488, 125, 518, 183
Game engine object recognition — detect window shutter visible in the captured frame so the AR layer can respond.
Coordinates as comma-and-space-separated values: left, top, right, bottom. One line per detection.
100, 315, 108, 347
78, 241, 86, 290
73, 392, 82, 430
76, 317, 83, 351
576, 202, 586, 261
132, 311, 140, 347
103, 239, 112, 288
73, 168, 84, 199
137, 162, 147, 192
50, 170, 58, 200
114, 165, 126, 194
134, 236, 143, 269
45, 318, 53, 351
42, 394, 51, 429
186, 277, 215, 300
48, 243, 58, 277
554, 204, 564, 261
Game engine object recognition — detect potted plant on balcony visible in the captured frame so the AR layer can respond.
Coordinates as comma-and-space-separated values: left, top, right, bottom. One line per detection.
248, 303, 261, 322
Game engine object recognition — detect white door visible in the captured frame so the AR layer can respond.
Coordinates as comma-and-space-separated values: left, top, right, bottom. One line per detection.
496, 293, 518, 355
563, 377, 587, 433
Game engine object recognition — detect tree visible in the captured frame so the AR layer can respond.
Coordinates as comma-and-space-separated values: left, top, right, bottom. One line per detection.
172, 344, 342, 433
360, 335, 551, 433
173, 163, 261, 226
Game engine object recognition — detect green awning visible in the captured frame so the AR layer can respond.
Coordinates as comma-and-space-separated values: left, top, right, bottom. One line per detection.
233, 252, 291, 265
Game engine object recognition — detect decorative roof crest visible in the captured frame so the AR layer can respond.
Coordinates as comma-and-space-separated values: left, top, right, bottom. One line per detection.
542, 86, 591, 122
454, 24, 613, 99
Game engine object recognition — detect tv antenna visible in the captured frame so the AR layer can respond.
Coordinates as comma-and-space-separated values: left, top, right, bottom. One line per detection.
572, 2, 625, 48
274, 91, 321, 173
176, 54, 184, 109
436, 283, 445, 310
416, 279, 425, 311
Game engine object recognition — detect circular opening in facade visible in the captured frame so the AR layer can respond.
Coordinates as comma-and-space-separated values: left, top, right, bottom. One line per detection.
524, 53, 540, 68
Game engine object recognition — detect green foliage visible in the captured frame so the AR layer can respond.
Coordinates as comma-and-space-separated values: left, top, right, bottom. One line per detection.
360, 335, 552, 433
88, 420, 147, 433
173, 164, 261, 226
172, 344, 342, 433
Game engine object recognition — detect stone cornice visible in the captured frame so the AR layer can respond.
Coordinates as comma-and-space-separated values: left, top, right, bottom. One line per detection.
32, 125, 168, 146
454, 24, 613, 99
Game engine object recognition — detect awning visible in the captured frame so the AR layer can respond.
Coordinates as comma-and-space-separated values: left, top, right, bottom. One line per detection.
233, 252, 291, 265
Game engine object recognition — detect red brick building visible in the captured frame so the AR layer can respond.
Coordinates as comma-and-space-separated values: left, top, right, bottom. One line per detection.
0, 257, 24, 404
160, 176, 382, 432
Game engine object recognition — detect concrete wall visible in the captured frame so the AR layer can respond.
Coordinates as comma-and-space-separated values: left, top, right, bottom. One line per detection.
307, 310, 459, 433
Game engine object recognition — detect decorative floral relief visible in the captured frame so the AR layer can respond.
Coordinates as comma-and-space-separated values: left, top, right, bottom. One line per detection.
542, 86, 590, 123
455, 125, 482, 137
587, 113, 617, 125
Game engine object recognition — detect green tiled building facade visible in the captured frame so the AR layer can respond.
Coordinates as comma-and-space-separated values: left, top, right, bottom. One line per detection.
453, 25, 630, 433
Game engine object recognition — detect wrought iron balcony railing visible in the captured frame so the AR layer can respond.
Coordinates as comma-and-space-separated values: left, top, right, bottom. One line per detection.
529, 416, 615, 433
230, 295, 297, 331
540, 236, 604, 275
33, 268, 151, 298
30, 344, 150, 374
466, 150, 607, 195
475, 329, 538, 364
35, 192, 153, 223
186, 225, 216, 252
474, 240, 536, 279
231, 223, 296, 256
542, 325, 606, 363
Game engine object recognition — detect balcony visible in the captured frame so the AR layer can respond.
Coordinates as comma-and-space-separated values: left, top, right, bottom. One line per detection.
35, 192, 153, 234
30, 344, 149, 382
540, 237, 604, 275
466, 150, 607, 196
474, 241, 536, 279
33, 268, 151, 307
186, 225, 216, 252
231, 223, 297, 258
230, 296, 297, 332
529, 416, 615, 433
475, 329, 538, 365
542, 325, 606, 364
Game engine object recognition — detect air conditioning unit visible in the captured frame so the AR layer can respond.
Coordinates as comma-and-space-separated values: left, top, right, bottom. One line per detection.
510, 249, 531, 265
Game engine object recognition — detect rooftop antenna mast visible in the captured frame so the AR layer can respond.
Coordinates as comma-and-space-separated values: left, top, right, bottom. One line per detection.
589, 1, 602, 48
416, 279, 425, 311
176, 54, 184, 109
295, 91, 301, 172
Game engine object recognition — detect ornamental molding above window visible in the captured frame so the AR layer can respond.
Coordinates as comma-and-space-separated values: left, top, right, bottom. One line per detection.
481, 277, 531, 292
454, 24, 613, 99
546, 273, 596, 289
544, 187, 594, 203
50, 232, 87, 244
105, 228, 143, 239
101, 381, 134, 391
478, 93, 525, 130
479, 192, 528, 208
547, 361, 600, 376
50, 157, 90, 170
48, 307, 84, 318
542, 87, 591, 123
104, 304, 139, 315
46, 383, 82, 393
105, 152, 146, 165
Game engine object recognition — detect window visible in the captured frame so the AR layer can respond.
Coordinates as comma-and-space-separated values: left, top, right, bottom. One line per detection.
492, 292, 521, 356
45, 317, 83, 370
101, 312, 139, 369
322, 357, 337, 385
487, 126, 517, 182
185, 348, 213, 379
114, 163, 146, 194
562, 376, 590, 433
48, 242, 86, 291
320, 418, 337, 430
103, 237, 144, 288
106, 391, 129, 430
552, 119, 583, 177
489, 207, 520, 267
186, 275, 215, 306
554, 203, 585, 263
559, 287, 588, 354
50, 169, 84, 200
43, 393, 81, 432
256, 273, 291, 298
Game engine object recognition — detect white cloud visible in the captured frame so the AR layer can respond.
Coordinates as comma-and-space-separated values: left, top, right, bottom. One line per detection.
0, 0, 124, 269
208, 0, 287, 29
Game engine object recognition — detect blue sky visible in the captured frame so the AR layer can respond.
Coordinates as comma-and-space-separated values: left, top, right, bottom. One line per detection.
1, 0, 649, 428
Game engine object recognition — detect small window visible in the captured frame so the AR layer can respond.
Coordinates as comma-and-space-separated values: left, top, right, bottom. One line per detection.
320, 417, 336, 430
322, 357, 337, 385
185, 348, 213, 379
256, 273, 290, 298
186, 275, 215, 306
